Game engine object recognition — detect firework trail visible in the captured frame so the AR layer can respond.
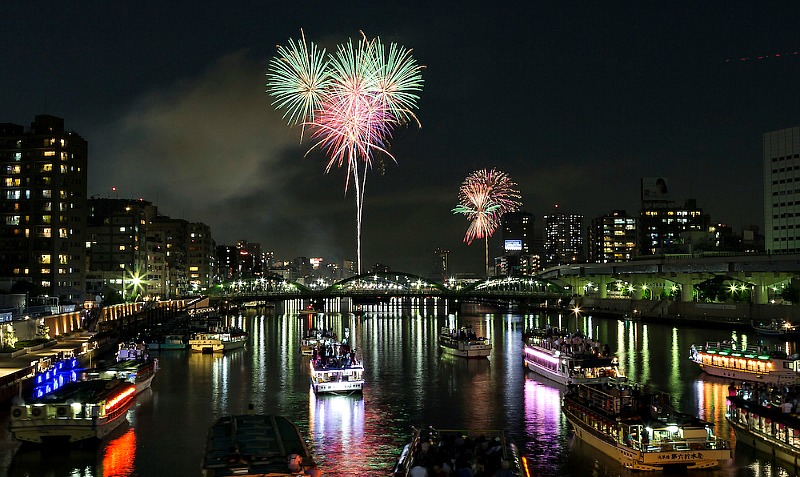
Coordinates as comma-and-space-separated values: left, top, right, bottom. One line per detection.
453, 169, 522, 276
267, 31, 424, 274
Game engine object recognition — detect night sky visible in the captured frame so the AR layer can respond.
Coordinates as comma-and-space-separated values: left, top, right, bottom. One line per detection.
3, 2, 800, 277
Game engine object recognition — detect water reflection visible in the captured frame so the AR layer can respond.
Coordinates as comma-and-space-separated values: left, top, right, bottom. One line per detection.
308, 391, 365, 476
521, 378, 566, 475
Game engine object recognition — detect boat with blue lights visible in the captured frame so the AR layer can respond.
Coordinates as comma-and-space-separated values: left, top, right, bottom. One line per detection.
726, 382, 800, 468
201, 414, 320, 477
310, 340, 364, 394
438, 326, 491, 358
393, 426, 529, 477
562, 379, 732, 471
523, 328, 624, 386
689, 341, 800, 385
8, 378, 137, 445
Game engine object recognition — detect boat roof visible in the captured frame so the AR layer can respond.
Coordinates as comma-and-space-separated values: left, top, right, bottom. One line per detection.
28, 378, 131, 404
202, 414, 314, 477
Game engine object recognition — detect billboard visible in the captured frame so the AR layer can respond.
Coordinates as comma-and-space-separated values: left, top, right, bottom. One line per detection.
504, 239, 523, 252
641, 177, 670, 200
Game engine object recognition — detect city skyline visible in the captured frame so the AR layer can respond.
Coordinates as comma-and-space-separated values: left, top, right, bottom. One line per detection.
2, 3, 799, 276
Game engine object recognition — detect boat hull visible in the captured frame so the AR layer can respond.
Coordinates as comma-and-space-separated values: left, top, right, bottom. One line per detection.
190, 337, 246, 353
728, 411, 800, 468
564, 411, 727, 470
694, 360, 797, 385
440, 343, 491, 358
310, 364, 365, 394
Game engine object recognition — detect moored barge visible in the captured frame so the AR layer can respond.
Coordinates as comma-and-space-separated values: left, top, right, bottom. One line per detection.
9, 378, 136, 445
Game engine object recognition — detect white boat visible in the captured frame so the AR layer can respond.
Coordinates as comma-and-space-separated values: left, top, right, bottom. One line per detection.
438, 326, 491, 358
92, 342, 158, 394
310, 342, 364, 394
190, 329, 247, 353
562, 379, 732, 471
727, 384, 800, 469
689, 341, 800, 385
751, 319, 800, 338
522, 328, 624, 386
159, 334, 187, 350
393, 426, 528, 477
9, 378, 137, 444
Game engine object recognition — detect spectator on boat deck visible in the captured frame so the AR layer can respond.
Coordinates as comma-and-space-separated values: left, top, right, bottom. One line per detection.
287, 452, 302, 473
430, 464, 447, 477
410, 463, 429, 477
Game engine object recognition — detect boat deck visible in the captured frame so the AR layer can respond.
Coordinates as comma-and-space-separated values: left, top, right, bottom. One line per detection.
202, 414, 315, 477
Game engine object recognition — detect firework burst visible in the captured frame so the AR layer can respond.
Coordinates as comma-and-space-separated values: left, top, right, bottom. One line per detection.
453, 169, 522, 276
266, 31, 424, 274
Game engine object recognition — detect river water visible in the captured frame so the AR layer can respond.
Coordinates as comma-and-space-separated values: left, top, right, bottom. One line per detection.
0, 303, 796, 477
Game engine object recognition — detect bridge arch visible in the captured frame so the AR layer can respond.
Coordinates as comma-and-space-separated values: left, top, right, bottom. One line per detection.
326, 271, 446, 294
210, 275, 310, 296
461, 276, 567, 296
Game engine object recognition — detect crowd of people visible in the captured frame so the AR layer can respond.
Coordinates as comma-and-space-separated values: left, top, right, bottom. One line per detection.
524, 327, 611, 358
405, 428, 517, 477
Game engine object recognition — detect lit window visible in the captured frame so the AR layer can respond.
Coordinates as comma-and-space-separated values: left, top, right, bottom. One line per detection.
42, 215, 51, 224
59, 228, 68, 238
44, 151, 55, 157
40, 254, 51, 264
120, 227, 126, 232
42, 190, 52, 198
59, 255, 68, 264
42, 163, 53, 172
119, 245, 126, 251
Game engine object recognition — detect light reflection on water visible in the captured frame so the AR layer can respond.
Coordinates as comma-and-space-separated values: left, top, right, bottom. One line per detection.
1, 308, 799, 476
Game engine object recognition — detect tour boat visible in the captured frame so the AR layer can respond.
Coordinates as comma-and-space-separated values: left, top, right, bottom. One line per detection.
202, 414, 320, 477
688, 341, 800, 385
159, 334, 188, 350
92, 342, 158, 394
393, 426, 529, 477
562, 379, 732, 471
310, 342, 364, 394
522, 328, 624, 386
438, 326, 491, 358
751, 319, 800, 338
189, 329, 247, 353
9, 378, 137, 445
726, 383, 800, 468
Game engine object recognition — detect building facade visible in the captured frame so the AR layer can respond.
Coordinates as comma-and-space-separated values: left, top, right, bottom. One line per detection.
588, 210, 637, 263
85, 197, 155, 300
0, 116, 88, 302
543, 209, 584, 268
764, 126, 800, 253
638, 199, 709, 255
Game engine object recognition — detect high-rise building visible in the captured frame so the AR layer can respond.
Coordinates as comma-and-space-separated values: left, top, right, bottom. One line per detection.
588, 210, 637, 263
639, 199, 709, 255
216, 245, 238, 281
85, 197, 156, 300
543, 208, 583, 268
764, 126, 800, 252
148, 216, 189, 298
501, 211, 539, 275
0, 116, 88, 302
432, 248, 449, 282
237, 240, 263, 278
187, 222, 215, 294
